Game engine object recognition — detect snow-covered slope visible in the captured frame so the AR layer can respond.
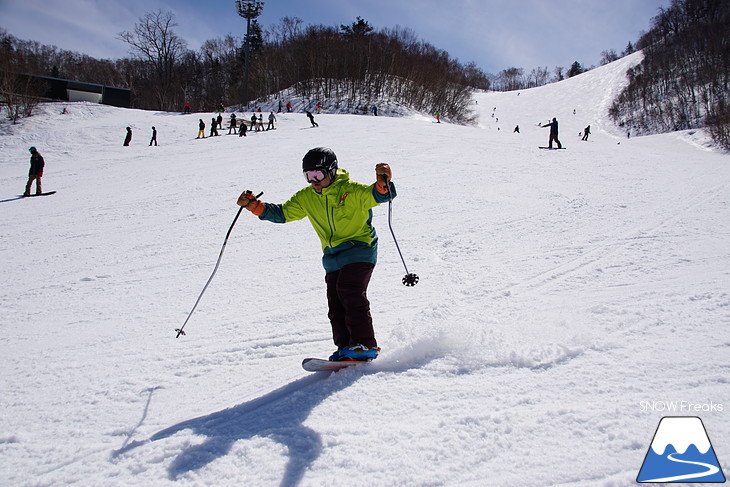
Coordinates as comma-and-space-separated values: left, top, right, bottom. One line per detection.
1, 54, 728, 487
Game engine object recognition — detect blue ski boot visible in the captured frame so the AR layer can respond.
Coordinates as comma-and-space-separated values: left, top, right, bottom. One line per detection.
338, 344, 379, 361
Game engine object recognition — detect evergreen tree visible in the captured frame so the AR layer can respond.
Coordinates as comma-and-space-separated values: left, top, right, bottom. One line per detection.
567, 61, 584, 77
340, 17, 374, 37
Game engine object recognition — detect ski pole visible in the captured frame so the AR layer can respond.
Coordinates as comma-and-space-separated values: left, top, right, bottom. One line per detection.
175, 192, 263, 338
381, 175, 419, 286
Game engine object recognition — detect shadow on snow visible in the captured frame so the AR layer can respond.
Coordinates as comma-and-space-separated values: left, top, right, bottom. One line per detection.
113, 370, 360, 486
112, 349, 442, 486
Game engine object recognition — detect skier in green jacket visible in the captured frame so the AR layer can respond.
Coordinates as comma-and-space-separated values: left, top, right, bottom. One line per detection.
237, 147, 395, 361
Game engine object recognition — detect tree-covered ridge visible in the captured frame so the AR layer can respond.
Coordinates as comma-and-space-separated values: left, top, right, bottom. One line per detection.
1, 14, 490, 123
609, 0, 729, 148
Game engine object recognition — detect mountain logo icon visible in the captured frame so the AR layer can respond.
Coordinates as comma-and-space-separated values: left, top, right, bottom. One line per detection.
637, 416, 726, 483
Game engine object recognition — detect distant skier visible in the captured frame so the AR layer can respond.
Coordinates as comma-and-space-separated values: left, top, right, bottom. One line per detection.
123, 126, 132, 146
514, 125, 520, 133
210, 117, 219, 137
286, 101, 292, 113
267, 112, 276, 130
306, 111, 319, 127
183, 102, 191, 114
236, 147, 396, 362
251, 114, 259, 131
238, 119, 247, 137
149, 126, 157, 146
542, 117, 562, 149
228, 114, 237, 134
23, 146, 45, 196
582, 125, 591, 141
372, 105, 378, 116
435, 111, 441, 123
197, 119, 206, 139
216, 114, 223, 131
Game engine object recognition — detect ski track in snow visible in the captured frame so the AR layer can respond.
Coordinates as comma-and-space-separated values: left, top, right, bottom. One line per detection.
1, 52, 729, 486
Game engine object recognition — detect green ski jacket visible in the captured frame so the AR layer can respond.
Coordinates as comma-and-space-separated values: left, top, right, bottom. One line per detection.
259, 168, 397, 273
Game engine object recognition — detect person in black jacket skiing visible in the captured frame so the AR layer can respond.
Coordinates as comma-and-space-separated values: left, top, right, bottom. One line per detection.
543, 118, 562, 148
582, 125, 591, 141
123, 126, 132, 146
24, 146, 45, 196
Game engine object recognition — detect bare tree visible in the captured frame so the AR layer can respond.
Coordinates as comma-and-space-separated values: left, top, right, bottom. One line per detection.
527, 66, 550, 88
553, 66, 565, 82
600, 49, 620, 65
496, 67, 525, 91
0, 30, 45, 123
118, 9, 187, 110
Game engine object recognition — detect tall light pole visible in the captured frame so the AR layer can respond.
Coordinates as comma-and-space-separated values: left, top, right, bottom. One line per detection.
235, 0, 264, 109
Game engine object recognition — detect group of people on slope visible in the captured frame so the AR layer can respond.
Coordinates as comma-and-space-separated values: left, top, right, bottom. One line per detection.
196, 112, 277, 139
123, 126, 158, 146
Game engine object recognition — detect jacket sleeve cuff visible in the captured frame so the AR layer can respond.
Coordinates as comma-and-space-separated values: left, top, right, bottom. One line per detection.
248, 200, 265, 216
375, 181, 389, 194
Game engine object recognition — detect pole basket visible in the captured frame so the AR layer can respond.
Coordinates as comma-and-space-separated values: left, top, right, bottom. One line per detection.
402, 273, 419, 287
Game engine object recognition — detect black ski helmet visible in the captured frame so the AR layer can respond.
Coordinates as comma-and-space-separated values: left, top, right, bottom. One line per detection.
302, 147, 338, 179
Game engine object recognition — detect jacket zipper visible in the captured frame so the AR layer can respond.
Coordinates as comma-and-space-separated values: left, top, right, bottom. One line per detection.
325, 194, 336, 248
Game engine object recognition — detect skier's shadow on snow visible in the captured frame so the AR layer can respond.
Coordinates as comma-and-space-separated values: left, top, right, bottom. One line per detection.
120, 370, 360, 486
114, 352, 440, 485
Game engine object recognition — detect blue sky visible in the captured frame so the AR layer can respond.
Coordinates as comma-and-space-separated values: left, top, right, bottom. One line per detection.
1, 0, 672, 74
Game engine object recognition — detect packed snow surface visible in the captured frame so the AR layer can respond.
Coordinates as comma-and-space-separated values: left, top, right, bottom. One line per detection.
1, 52, 728, 486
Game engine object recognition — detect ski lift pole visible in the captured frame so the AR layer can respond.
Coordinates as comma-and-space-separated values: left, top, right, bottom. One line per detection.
175, 192, 263, 337
381, 175, 419, 286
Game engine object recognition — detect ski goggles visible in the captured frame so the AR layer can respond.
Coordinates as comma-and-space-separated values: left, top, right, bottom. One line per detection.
304, 169, 327, 183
